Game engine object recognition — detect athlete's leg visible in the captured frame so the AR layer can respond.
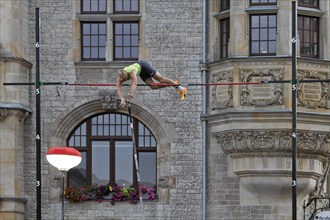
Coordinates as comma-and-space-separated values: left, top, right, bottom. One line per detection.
145, 71, 178, 89
144, 77, 160, 90
152, 71, 178, 85
145, 71, 187, 100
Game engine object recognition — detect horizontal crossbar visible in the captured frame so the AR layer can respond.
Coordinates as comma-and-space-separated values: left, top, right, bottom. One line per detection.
3, 79, 330, 87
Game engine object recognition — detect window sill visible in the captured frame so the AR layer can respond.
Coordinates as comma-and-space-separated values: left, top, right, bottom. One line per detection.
110, 14, 141, 21
214, 10, 230, 19
77, 14, 108, 21
74, 61, 133, 69
297, 7, 324, 17
249, 54, 277, 57
245, 5, 278, 14
76, 13, 142, 21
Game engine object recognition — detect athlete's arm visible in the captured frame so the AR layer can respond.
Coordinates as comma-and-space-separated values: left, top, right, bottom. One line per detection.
129, 69, 138, 97
117, 75, 126, 108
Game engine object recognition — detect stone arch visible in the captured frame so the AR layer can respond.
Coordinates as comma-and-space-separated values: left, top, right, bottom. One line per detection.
50, 96, 175, 146
48, 96, 176, 202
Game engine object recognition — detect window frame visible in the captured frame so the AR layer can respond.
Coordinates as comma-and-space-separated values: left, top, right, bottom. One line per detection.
114, 0, 140, 14
80, 21, 107, 61
298, 0, 319, 9
298, 15, 319, 58
67, 113, 157, 191
220, 18, 230, 59
250, 0, 277, 6
249, 14, 277, 56
81, 0, 107, 14
220, 0, 230, 12
113, 21, 139, 61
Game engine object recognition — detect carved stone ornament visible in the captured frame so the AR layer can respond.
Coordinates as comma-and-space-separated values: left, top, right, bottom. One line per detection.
0, 108, 8, 120
213, 130, 330, 158
99, 91, 117, 111
304, 198, 330, 220
240, 69, 283, 107
158, 176, 176, 189
211, 71, 233, 110
297, 70, 329, 109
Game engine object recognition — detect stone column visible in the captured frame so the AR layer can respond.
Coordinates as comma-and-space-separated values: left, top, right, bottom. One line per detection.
229, 0, 249, 57
0, 0, 32, 219
277, 0, 292, 56
0, 107, 30, 220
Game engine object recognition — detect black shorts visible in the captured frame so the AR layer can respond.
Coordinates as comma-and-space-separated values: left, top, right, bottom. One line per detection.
138, 61, 157, 82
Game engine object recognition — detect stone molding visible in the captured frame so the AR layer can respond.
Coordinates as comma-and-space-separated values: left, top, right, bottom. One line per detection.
0, 197, 27, 214
0, 102, 32, 121
0, 57, 32, 68
213, 130, 330, 158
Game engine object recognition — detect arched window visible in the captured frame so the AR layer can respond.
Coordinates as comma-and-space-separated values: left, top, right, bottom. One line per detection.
67, 113, 157, 189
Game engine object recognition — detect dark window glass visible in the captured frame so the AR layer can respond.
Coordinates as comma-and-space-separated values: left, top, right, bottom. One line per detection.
139, 152, 157, 188
220, 18, 230, 59
298, 0, 319, 8
68, 152, 87, 187
250, 14, 277, 56
114, 22, 139, 60
298, 16, 319, 58
81, 0, 107, 13
220, 0, 230, 12
250, 0, 277, 5
67, 113, 157, 191
81, 22, 106, 61
114, 0, 139, 14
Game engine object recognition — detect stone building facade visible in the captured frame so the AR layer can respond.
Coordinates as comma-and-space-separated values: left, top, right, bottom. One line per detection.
0, 0, 329, 220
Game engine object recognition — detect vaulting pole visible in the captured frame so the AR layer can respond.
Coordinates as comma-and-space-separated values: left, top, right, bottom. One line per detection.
127, 103, 145, 220
35, 7, 42, 220
291, 1, 297, 220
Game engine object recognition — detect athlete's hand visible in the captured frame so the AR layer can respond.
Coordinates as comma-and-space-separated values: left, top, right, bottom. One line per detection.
128, 92, 134, 100
119, 99, 126, 109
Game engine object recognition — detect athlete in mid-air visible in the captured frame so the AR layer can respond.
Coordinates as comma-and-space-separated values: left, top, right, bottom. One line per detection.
117, 60, 187, 108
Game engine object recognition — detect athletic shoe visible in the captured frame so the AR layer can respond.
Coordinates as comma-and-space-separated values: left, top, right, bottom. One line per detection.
178, 87, 187, 101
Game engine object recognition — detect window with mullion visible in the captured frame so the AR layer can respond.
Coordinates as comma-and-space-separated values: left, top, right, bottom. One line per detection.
298, 15, 319, 58
81, 22, 106, 61
81, 0, 107, 14
220, 0, 230, 12
250, 0, 277, 5
114, 22, 139, 61
114, 0, 139, 14
220, 18, 230, 59
67, 113, 157, 192
250, 14, 277, 56
298, 0, 319, 8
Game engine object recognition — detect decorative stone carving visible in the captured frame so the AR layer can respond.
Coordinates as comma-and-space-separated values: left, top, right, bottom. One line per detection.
310, 159, 329, 198
240, 68, 283, 106
211, 71, 233, 110
304, 198, 330, 220
99, 90, 117, 111
0, 108, 8, 120
297, 70, 329, 109
158, 176, 176, 189
213, 130, 330, 157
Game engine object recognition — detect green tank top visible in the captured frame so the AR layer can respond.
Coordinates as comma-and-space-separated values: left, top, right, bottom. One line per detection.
123, 63, 141, 79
